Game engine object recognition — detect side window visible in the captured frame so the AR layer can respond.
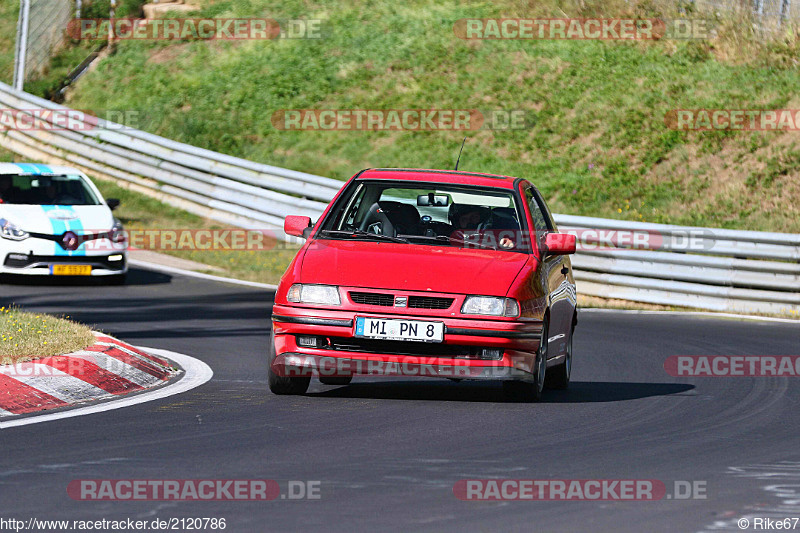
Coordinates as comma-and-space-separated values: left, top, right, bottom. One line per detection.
524, 187, 549, 251
338, 185, 367, 230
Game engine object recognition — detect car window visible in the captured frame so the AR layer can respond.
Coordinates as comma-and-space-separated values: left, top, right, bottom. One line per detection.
524, 186, 550, 251
0, 174, 101, 205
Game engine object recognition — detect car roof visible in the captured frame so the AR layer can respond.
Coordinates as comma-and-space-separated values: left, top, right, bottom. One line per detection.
0, 163, 84, 176
356, 168, 520, 189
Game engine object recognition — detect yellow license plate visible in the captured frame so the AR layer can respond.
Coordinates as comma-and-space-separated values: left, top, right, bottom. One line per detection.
51, 264, 92, 276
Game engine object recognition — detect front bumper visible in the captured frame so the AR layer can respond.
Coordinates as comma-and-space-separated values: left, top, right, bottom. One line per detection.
0, 251, 127, 276
271, 303, 543, 381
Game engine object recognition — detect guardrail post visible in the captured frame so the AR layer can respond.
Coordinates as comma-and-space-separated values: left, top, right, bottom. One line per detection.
13, 0, 31, 91
109, 0, 117, 46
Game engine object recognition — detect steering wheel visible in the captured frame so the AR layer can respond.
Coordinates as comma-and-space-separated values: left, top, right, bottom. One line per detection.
359, 202, 395, 236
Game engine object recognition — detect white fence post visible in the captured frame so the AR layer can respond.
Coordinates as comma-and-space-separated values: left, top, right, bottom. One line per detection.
12, 0, 31, 91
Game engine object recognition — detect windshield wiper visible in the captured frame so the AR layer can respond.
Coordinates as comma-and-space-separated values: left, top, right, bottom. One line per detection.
319, 229, 409, 244
397, 234, 499, 251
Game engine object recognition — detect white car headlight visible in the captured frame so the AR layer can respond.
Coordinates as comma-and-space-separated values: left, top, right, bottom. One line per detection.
287, 284, 341, 305
461, 296, 520, 317
0, 218, 29, 241
109, 220, 127, 244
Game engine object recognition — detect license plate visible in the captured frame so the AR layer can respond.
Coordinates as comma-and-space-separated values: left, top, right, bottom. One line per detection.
355, 317, 444, 343
51, 264, 92, 276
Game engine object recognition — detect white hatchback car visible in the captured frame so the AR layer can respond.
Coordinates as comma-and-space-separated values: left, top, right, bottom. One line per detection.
0, 163, 127, 282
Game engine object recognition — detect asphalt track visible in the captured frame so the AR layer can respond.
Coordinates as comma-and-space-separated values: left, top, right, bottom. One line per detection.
1, 267, 799, 533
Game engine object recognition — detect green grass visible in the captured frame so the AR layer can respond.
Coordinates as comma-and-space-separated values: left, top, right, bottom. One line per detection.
0, 2, 19, 85
0, 1, 148, 89
0, 306, 95, 362
0, 145, 18, 163
41, 0, 798, 232
4, 1, 800, 232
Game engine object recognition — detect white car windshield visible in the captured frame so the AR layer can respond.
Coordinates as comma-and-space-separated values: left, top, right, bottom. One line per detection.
0, 174, 101, 206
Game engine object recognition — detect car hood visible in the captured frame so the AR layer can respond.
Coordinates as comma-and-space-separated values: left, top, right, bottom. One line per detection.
0, 204, 115, 235
299, 238, 529, 295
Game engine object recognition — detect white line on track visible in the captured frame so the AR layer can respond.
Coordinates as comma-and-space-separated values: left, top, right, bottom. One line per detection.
0, 348, 213, 429
128, 259, 278, 290
580, 307, 799, 324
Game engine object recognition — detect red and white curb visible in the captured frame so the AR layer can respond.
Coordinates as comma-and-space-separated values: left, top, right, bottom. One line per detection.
0, 333, 212, 426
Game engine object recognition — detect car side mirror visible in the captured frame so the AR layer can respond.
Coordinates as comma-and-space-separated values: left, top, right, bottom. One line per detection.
106, 198, 120, 211
284, 215, 312, 238
544, 232, 576, 255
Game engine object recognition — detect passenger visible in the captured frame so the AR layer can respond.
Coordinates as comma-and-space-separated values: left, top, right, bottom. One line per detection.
449, 204, 486, 230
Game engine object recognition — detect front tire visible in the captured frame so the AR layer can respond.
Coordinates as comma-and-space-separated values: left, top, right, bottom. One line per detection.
503, 319, 548, 402
267, 330, 310, 395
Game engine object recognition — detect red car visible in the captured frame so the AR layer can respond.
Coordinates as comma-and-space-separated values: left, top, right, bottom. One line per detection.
269, 168, 577, 401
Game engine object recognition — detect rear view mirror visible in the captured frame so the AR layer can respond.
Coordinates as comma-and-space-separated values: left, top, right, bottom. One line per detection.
106, 198, 120, 210
417, 193, 450, 207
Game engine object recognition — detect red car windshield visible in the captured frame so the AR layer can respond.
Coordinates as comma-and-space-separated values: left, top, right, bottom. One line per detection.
320, 181, 527, 252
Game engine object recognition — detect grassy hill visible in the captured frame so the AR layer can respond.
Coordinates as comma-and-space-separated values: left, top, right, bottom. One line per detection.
4, 0, 800, 232
0, 2, 19, 84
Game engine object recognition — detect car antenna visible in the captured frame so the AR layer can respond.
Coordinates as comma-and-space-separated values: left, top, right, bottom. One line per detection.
454, 137, 467, 171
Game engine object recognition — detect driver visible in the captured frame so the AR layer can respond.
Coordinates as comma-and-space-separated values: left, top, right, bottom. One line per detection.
38, 177, 60, 204
0, 175, 15, 203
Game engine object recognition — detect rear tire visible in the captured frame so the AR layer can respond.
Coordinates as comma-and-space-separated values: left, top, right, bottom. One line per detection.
267, 330, 310, 395
545, 327, 572, 390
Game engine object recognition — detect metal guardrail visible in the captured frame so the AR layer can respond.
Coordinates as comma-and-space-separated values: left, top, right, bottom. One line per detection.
0, 81, 798, 315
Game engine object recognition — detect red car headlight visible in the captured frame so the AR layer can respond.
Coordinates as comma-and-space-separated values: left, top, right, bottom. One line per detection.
461, 296, 520, 318
287, 284, 341, 305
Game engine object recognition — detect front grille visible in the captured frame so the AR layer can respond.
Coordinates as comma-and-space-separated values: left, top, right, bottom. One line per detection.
349, 292, 455, 309
408, 296, 454, 309
3, 254, 125, 270
349, 291, 394, 307
325, 337, 501, 359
